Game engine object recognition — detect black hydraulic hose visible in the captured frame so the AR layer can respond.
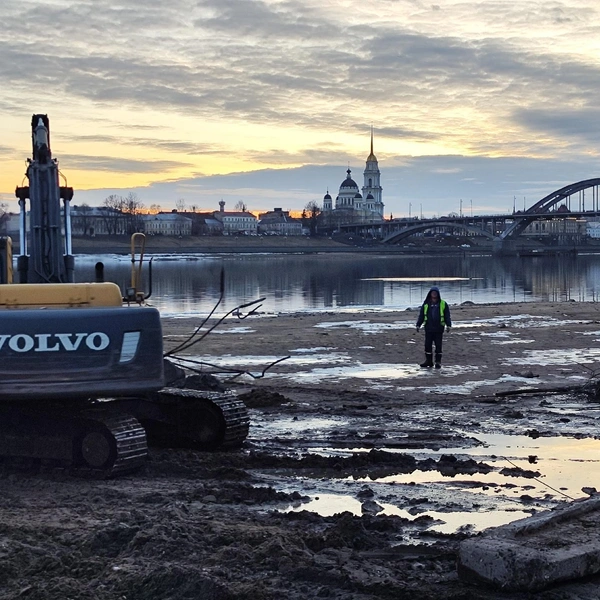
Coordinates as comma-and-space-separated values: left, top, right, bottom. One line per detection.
144, 257, 153, 300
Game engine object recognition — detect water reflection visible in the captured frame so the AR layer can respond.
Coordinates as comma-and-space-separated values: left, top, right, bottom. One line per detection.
74, 253, 600, 315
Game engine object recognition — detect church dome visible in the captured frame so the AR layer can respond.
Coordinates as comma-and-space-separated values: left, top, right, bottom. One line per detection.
324, 192, 332, 200
354, 192, 362, 199
340, 178, 357, 188
366, 193, 374, 199
340, 168, 358, 189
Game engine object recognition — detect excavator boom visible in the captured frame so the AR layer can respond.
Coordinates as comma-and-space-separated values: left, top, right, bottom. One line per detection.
15, 114, 75, 284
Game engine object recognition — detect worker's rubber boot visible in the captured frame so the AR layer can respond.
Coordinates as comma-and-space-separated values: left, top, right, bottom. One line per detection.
434, 353, 442, 369
420, 353, 434, 368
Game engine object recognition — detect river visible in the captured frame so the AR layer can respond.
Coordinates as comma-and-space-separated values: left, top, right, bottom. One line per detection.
75, 251, 600, 316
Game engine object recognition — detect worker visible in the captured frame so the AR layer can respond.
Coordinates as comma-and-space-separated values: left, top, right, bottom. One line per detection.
415, 286, 452, 369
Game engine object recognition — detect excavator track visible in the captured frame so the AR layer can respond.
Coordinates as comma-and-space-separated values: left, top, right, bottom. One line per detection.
0, 405, 148, 478
76, 412, 148, 477
0, 388, 248, 478
121, 388, 250, 450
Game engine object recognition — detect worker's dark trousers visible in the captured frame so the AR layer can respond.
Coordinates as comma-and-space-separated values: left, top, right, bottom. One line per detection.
425, 331, 444, 364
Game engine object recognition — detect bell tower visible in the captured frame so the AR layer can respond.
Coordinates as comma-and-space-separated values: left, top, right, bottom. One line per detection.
362, 127, 383, 217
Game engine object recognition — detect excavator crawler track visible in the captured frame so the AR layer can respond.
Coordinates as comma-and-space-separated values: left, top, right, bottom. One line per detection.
123, 388, 250, 450
76, 412, 148, 477
0, 405, 148, 478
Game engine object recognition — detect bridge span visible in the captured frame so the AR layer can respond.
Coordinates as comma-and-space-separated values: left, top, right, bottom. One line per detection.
338, 179, 600, 250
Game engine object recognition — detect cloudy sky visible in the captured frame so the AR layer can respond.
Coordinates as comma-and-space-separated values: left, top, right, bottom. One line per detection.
2, 0, 600, 218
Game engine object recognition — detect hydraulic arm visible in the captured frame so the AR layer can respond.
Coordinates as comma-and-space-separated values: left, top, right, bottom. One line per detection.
15, 114, 74, 283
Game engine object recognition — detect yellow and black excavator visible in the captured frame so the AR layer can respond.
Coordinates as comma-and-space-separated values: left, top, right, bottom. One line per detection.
0, 114, 248, 476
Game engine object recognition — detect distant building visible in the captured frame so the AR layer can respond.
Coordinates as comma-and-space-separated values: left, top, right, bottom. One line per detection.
258, 208, 302, 236
169, 211, 224, 235
5, 213, 21, 235
71, 206, 129, 236
194, 214, 224, 236
587, 221, 600, 239
522, 206, 586, 241
143, 212, 192, 236
7, 207, 125, 237
212, 201, 258, 235
321, 130, 385, 228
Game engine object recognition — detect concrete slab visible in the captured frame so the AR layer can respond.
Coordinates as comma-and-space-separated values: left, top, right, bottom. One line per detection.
457, 496, 600, 591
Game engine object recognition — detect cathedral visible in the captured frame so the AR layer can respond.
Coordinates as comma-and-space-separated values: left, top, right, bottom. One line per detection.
321, 130, 384, 223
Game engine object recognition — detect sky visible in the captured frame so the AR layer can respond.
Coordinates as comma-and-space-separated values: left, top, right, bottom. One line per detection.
1, 0, 600, 219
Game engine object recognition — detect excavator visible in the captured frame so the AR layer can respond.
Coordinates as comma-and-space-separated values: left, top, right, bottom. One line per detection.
0, 114, 249, 476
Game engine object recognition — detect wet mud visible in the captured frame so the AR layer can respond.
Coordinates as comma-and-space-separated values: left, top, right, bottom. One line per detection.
3, 301, 600, 599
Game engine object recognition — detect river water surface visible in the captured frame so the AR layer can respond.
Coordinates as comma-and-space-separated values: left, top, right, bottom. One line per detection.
76, 252, 600, 315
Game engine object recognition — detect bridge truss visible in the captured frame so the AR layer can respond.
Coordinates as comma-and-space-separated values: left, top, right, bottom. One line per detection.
338, 179, 600, 245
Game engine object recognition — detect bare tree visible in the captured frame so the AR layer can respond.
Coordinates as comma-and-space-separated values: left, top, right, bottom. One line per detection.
101, 193, 145, 235
234, 200, 248, 212
103, 194, 125, 235
74, 203, 92, 236
304, 201, 321, 236
176, 198, 186, 212
123, 192, 145, 234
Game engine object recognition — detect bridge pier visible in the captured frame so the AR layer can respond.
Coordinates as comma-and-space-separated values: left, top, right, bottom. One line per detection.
492, 238, 516, 255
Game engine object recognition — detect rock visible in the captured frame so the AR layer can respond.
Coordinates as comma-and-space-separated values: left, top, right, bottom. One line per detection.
357, 486, 375, 499
163, 359, 186, 387
361, 500, 383, 515
458, 496, 600, 591
185, 373, 227, 392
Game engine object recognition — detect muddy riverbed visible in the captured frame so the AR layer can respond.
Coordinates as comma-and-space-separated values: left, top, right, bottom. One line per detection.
2, 301, 600, 599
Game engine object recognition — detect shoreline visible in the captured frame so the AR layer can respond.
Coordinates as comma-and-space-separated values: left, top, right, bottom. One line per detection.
160, 298, 599, 321
5, 233, 594, 256
69, 236, 598, 256
70, 240, 486, 256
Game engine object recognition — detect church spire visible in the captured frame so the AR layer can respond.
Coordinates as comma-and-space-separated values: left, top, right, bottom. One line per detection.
367, 126, 377, 162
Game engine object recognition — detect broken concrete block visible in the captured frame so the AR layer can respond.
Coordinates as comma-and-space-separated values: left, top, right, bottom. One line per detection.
457, 496, 600, 591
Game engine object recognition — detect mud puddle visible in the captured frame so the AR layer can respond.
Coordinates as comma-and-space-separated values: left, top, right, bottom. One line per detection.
247, 411, 600, 543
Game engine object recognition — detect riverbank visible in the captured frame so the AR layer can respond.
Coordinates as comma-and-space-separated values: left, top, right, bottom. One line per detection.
69, 234, 355, 255
70, 234, 420, 255
163, 299, 600, 402
68, 235, 600, 256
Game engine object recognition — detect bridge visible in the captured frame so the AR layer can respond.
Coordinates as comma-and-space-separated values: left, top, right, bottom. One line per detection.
338, 179, 600, 251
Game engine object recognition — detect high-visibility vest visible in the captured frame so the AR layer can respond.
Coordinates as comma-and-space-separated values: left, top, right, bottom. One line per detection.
423, 300, 446, 326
